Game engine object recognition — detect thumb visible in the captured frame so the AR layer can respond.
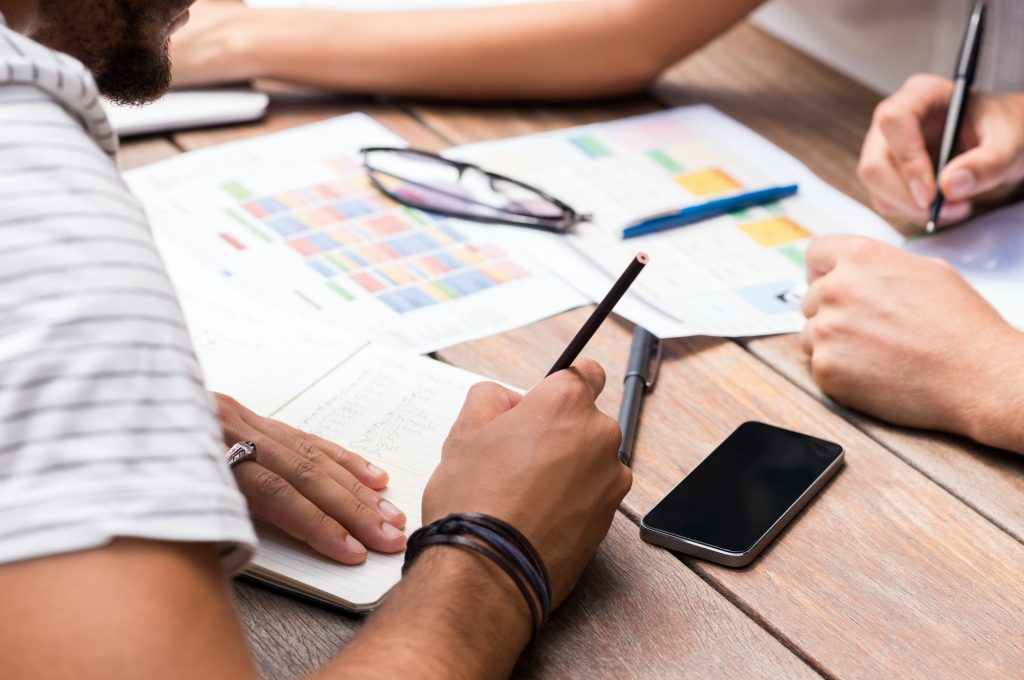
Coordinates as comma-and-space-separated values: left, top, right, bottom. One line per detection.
450, 381, 523, 432
940, 144, 1015, 202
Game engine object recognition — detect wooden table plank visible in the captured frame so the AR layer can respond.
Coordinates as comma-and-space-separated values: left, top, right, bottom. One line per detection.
237, 514, 819, 680
150, 102, 819, 678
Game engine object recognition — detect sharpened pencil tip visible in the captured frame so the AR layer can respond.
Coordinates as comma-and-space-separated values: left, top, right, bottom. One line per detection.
925, 220, 937, 234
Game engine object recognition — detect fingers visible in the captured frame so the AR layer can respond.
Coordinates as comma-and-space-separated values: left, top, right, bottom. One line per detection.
234, 463, 369, 565
940, 144, 1014, 202
804, 236, 847, 282
246, 413, 390, 490
234, 419, 406, 552
859, 75, 976, 226
214, 393, 407, 560
872, 77, 952, 209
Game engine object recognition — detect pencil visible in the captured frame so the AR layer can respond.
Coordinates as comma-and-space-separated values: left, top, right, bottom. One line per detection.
546, 252, 649, 377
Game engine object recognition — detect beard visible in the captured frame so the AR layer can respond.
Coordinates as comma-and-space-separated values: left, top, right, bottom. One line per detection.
95, 32, 173, 106
35, 0, 183, 106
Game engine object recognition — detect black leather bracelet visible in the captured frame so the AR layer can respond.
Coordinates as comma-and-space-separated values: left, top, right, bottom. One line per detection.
403, 513, 551, 642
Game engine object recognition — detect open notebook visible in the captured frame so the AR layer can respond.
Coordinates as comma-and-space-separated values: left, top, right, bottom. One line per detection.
247, 344, 484, 611
161, 241, 489, 611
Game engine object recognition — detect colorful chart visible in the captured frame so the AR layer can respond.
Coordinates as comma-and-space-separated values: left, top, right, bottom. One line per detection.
459, 110, 820, 312
445, 106, 902, 338
216, 159, 529, 315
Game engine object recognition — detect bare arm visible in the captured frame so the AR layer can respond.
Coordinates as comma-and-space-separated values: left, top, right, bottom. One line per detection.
172, 0, 765, 100
0, 539, 530, 680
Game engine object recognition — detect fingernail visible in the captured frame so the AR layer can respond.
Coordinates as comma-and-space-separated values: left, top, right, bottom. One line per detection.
909, 178, 932, 209
367, 462, 385, 476
379, 499, 403, 522
946, 169, 976, 200
345, 535, 366, 554
381, 522, 405, 540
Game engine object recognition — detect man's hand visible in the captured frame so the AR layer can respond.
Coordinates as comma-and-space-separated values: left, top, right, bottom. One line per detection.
214, 393, 407, 564
170, 0, 253, 88
799, 236, 1024, 452
858, 75, 1024, 228
423, 360, 630, 606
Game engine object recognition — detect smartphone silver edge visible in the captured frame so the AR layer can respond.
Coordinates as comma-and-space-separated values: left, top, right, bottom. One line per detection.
639, 447, 845, 568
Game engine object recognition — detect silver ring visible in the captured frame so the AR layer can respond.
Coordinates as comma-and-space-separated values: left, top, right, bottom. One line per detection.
226, 441, 257, 469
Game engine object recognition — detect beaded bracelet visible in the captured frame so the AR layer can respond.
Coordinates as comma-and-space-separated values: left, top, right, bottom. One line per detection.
403, 513, 551, 642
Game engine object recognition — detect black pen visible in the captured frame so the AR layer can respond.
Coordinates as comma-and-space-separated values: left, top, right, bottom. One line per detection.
926, 1, 986, 233
546, 253, 648, 376
617, 327, 660, 466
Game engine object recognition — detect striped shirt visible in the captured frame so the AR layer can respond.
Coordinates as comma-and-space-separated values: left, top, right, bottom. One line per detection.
0, 15, 257, 571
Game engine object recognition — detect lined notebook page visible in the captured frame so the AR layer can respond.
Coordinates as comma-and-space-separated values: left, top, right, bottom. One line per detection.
250, 346, 488, 610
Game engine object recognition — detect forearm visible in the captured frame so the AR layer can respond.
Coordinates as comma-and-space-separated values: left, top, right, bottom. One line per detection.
315, 547, 532, 680
962, 328, 1024, 455
228, 0, 763, 100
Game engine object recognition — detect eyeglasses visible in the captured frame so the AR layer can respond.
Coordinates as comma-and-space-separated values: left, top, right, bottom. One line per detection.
360, 146, 590, 233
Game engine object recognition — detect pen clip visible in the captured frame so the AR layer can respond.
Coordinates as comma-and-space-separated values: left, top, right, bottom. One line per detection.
644, 338, 664, 391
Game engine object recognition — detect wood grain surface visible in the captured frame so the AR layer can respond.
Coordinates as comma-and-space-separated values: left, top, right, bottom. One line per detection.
115, 20, 1024, 680
233, 513, 818, 680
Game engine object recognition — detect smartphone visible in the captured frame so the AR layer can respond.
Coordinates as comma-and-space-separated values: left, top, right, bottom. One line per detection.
640, 421, 844, 567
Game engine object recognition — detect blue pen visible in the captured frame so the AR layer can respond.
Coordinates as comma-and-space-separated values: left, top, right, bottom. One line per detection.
622, 184, 800, 239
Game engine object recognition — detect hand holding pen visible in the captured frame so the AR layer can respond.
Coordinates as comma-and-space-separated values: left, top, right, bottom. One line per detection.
856, 3, 1024, 231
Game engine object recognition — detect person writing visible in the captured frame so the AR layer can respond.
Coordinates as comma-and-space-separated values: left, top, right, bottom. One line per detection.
0, 3, 630, 680
801, 72, 1024, 454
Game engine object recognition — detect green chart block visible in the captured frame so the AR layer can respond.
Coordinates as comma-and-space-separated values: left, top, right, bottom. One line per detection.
762, 201, 786, 216
648, 149, 683, 173
224, 208, 273, 243
571, 135, 612, 159
430, 281, 461, 300
222, 181, 252, 200
328, 281, 355, 301
779, 245, 806, 267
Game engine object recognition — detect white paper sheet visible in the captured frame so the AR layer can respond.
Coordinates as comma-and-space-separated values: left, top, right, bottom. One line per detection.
905, 201, 1024, 330
449, 106, 904, 338
126, 114, 586, 354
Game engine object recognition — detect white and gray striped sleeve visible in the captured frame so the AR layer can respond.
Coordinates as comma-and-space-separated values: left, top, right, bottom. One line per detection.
0, 85, 257, 571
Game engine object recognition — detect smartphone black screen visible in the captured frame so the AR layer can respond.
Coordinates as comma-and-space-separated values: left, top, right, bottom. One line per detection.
644, 422, 843, 554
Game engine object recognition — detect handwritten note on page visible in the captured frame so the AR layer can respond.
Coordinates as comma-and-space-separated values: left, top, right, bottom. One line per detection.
247, 345, 491, 610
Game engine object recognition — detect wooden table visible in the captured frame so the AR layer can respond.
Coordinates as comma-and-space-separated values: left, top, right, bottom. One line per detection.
121, 22, 1024, 679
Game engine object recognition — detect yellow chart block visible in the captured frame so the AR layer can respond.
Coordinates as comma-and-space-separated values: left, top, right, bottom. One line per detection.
674, 168, 742, 196
739, 217, 811, 248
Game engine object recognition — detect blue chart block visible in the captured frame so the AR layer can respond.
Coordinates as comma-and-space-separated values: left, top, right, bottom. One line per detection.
440, 225, 466, 242
333, 199, 376, 218
433, 251, 465, 271
267, 215, 308, 236
737, 279, 796, 315
307, 260, 335, 278
388, 232, 438, 256
443, 269, 495, 296
257, 197, 289, 214
341, 250, 368, 267
380, 287, 437, 314
308, 233, 340, 251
